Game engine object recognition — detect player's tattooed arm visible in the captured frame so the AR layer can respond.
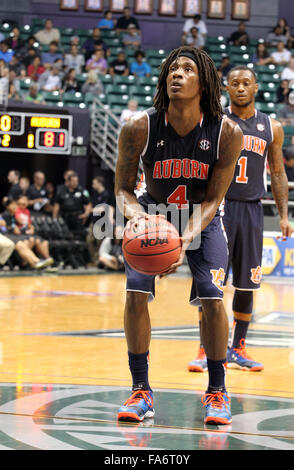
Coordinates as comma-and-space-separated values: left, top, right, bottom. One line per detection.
115, 113, 149, 221
268, 119, 293, 238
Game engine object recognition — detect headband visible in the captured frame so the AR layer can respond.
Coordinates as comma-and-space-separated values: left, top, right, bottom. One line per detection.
177, 51, 198, 65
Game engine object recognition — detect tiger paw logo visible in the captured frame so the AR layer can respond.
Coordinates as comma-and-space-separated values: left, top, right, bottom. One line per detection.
210, 268, 225, 292
250, 266, 262, 284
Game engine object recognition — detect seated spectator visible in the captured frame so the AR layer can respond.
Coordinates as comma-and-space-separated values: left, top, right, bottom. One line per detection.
81, 69, 104, 95
0, 40, 14, 64
45, 181, 56, 206
120, 99, 140, 125
277, 90, 294, 124
109, 51, 129, 77
181, 14, 207, 46
266, 25, 288, 48
62, 68, 79, 93
21, 46, 39, 69
85, 48, 107, 74
9, 54, 26, 78
116, 6, 140, 33
82, 28, 108, 61
281, 57, 294, 83
34, 18, 60, 46
8, 69, 21, 93
25, 82, 46, 105
228, 22, 250, 46
251, 42, 272, 66
52, 172, 92, 235
26, 171, 51, 213
130, 50, 151, 78
98, 10, 116, 30
38, 63, 63, 92
182, 26, 205, 49
27, 55, 45, 81
3, 170, 21, 204
98, 225, 124, 271
15, 195, 35, 235
6, 27, 25, 53
41, 41, 63, 69
276, 79, 290, 103
2, 199, 54, 270
8, 82, 22, 102
122, 24, 141, 50
64, 44, 85, 74
19, 176, 30, 196
270, 41, 291, 66
218, 55, 234, 78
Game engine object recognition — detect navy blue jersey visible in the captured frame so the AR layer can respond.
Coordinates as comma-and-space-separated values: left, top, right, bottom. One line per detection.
138, 107, 224, 209
224, 107, 273, 201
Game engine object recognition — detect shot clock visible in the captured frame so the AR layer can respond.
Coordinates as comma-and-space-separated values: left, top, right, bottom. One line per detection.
0, 112, 73, 154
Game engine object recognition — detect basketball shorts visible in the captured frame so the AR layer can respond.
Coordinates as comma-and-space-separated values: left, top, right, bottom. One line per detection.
125, 214, 228, 305
222, 199, 263, 290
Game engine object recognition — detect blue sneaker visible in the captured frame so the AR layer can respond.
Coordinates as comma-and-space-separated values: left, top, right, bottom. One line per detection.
227, 339, 264, 371
117, 390, 154, 422
188, 347, 207, 372
201, 391, 232, 425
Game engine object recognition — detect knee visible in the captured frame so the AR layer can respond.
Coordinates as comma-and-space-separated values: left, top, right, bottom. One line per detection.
126, 291, 148, 313
201, 299, 224, 318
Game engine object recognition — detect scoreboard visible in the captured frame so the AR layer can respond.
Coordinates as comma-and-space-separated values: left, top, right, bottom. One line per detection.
0, 111, 73, 155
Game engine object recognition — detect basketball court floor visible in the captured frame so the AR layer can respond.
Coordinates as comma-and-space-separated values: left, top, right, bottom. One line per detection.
0, 270, 293, 450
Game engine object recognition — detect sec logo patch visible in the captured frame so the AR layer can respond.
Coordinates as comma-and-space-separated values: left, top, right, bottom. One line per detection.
199, 139, 211, 151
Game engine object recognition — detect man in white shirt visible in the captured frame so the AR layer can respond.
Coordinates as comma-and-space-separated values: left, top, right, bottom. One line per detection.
64, 44, 85, 74
281, 57, 294, 82
271, 41, 291, 66
34, 19, 60, 46
38, 64, 62, 92
182, 14, 207, 46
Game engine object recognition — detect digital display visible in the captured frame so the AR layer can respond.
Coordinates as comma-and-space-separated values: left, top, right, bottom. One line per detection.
0, 111, 72, 154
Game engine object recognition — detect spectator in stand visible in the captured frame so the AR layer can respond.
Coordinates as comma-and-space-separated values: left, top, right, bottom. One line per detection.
27, 55, 45, 81
130, 50, 151, 78
41, 41, 63, 69
116, 6, 140, 33
34, 19, 60, 46
122, 24, 141, 50
85, 48, 107, 74
182, 26, 205, 49
64, 44, 85, 74
218, 55, 234, 78
120, 99, 140, 125
0, 40, 14, 64
45, 181, 56, 206
8, 69, 21, 93
8, 82, 22, 102
228, 22, 250, 46
266, 25, 288, 47
19, 176, 30, 196
270, 41, 291, 66
98, 10, 116, 30
6, 27, 25, 53
251, 42, 272, 66
15, 195, 35, 235
81, 69, 104, 95
9, 54, 26, 78
62, 68, 79, 93
27, 171, 51, 213
276, 79, 290, 104
3, 170, 21, 204
98, 225, 124, 271
38, 63, 63, 92
109, 51, 129, 77
87, 175, 114, 267
21, 46, 39, 69
281, 57, 294, 83
82, 28, 108, 61
52, 172, 92, 234
25, 82, 46, 104
277, 90, 294, 124
181, 14, 207, 47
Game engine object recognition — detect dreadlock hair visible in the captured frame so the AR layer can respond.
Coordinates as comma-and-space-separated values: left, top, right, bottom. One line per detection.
153, 46, 223, 123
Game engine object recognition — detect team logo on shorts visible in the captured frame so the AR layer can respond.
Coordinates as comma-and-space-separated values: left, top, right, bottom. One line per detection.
257, 123, 265, 132
199, 139, 211, 151
210, 268, 225, 292
251, 266, 262, 284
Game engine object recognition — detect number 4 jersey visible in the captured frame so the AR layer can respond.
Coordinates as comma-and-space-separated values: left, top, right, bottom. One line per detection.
223, 107, 273, 201
137, 107, 224, 210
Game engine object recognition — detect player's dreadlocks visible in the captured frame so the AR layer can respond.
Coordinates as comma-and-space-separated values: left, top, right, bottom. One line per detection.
153, 46, 223, 122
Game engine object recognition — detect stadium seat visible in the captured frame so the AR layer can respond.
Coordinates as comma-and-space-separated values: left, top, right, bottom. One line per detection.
100, 30, 118, 39
130, 94, 153, 108
105, 84, 130, 95
100, 74, 114, 85
137, 76, 158, 87
112, 75, 136, 86
283, 125, 294, 137
41, 91, 62, 104
108, 94, 130, 107
20, 78, 32, 90
63, 92, 84, 105
207, 43, 227, 53
230, 53, 251, 64
129, 85, 156, 97
259, 73, 280, 83
206, 36, 226, 45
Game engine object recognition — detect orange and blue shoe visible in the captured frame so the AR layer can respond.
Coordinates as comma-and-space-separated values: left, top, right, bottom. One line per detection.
117, 389, 154, 422
201, 391, 232, 425
188, 347, 207, 372
227, 339, 264, 371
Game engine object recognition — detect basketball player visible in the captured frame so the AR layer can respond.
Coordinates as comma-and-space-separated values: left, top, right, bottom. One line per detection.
115, 46, 243, 425
188, 66, 293, 374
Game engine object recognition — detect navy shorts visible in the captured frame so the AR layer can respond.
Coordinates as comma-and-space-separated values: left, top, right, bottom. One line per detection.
222, 199, 263, 290
125, 214, 228, 305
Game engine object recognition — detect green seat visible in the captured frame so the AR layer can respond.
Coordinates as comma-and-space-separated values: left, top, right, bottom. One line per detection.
206, 36, 226, 45
230, 53, 251, 64
20, 79, 32, 90
76, 73, 88, 84
146, 49, 168, 60
137, 76, 158, 87
108, 94, 130, 107
100, 30, 117, 39
259, 73, 280, 83
255, 101, 276, 114
124, 48, 136, 59
129, 85, 156, 97
104, 38, 121, 47
148, 57, 165, 68
100, 74, 114, 85
262, 91, 277, 102
130, 94, 153, 108
109, 46, 124, 56
60, 27, 75, 37
207, 44, 227, 54
283, 125, 294, 136
63, 91, 84, 103
105, 84, 130, 95
41, 91, 62, 103
113, 75, 136, 86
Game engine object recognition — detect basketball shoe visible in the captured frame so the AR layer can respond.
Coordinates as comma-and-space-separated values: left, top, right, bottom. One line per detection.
201, 391, 232, 425
117, 389, 154, 422
188, 347, 208, 372
227, 338, 264, 371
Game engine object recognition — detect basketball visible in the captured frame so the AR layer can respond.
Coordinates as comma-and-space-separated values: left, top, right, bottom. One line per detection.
122, 215, 182, 275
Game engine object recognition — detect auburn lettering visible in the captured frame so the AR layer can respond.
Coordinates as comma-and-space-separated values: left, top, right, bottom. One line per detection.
153, 159, 209, 180
241, 135, 267, 157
